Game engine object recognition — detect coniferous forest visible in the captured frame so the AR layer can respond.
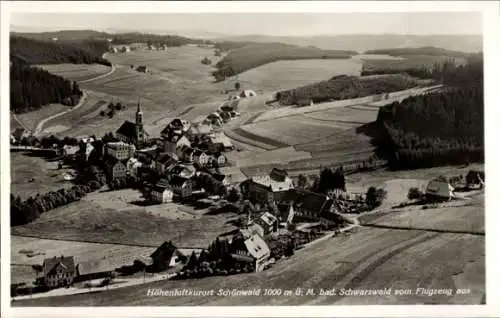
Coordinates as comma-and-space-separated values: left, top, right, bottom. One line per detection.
376, 53, 484, 169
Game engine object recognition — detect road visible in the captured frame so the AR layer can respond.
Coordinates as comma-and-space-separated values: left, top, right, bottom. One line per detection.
33, 64, 117, 136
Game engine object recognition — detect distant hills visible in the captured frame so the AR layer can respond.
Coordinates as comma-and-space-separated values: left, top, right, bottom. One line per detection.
212, 34, 482, 53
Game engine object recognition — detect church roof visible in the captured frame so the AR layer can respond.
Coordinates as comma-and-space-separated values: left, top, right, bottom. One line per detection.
116, 121, 138, 140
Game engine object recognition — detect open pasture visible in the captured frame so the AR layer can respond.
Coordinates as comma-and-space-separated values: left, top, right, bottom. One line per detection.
10, 151, 75, 200
16, 104, 69, 132
301, 106, 379, 124
222, 58, 362, 93
35, 64, 112, 82
11, 199, 236, 248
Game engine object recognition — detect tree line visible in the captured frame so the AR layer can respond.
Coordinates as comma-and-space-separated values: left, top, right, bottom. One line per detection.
375, 55, 484, 169
275, 74, 419, 106
11, 63, 83, 113
11, 36, 111, 66
111, 33, 208, 47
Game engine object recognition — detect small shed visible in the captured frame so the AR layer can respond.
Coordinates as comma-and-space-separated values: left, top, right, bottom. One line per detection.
425, 180, 455, 201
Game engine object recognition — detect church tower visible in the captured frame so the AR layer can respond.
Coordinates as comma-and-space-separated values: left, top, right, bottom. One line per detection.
135, 97, 144, 146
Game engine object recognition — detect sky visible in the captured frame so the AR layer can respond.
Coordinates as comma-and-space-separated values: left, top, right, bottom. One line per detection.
10, 12, 482, 37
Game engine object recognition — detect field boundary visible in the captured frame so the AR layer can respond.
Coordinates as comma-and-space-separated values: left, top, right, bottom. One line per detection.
360, 223, 485, 236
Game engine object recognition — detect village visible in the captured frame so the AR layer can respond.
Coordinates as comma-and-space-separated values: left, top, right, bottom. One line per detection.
10, 84, 485, 300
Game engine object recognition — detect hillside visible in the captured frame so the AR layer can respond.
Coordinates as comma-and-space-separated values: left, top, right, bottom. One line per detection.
10, 36, 111, 66
110, 32, 208, 46
363, 46, 472, 58
212, 42, 357, 80
213, 34, 482, 53
275, 74, 423, 106
11, 30, 111, 42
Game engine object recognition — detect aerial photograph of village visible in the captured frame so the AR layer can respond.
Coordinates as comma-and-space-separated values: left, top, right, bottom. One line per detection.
7, 9, 485, 307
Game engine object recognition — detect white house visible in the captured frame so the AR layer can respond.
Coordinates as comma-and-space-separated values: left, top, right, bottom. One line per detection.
169, 176, 193, 199
193, 149, 210, 166
126, 157, 143, 178
425, 180, 455, 201
151, 184, 174, 204
231, 229, 271, 273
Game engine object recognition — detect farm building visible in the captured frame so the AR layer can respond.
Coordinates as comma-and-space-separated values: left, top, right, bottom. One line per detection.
151, 184, 174, 204
242, 169, 295, 204
169, 175, 193, 199
154, 152, 178, 175
106, 142, 136, 161
253, 212, 279, 236
150, 241, 186, 272
104, 157, 128, 181
230, 229, 271, 272
425, 179, 455, 202
42, 255, 76, 288
466, 170, 485, 188
136, 65, 148, 73
162, 118, 192, 137
12, 128, 31, 143
240, 90, 257, 98
291, 189, 333, 221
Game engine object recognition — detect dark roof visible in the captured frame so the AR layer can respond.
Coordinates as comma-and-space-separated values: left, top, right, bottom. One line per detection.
163, 131, 186, 143
193, 149, 206, 157
116, 121, 138, 140
170, 175, 189, 187
152, 184, 171, 193
270, 168, 288, 182
182, 147, 195, 156
43, 256, 75, 275
212, 173, 227, 182
150, 241, 183, 262
292, 189, 332, 213
157, 152, 177, 165
319, 209, 340, 222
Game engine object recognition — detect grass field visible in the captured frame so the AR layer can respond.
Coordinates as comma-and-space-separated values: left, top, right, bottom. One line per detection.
15, 104, 70, 132
35, 64, 112, 82
11, 199, 236, 248
14, 226, 484, 306
10, 151, 75, 200
225, 59, 362, 93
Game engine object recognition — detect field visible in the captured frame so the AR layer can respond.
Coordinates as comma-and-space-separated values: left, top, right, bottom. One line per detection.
15, 226, 484, 306
11, 198, 236, 248
225, 59, 362, 93
10, 151, 75, 200
34, 64, 112, 82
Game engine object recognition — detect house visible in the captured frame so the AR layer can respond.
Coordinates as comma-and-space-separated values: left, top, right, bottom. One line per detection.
126, 157, 143, 177
161, 118, 191, 138
425, 179, 455, 202
62, 145, 80, 156
319, 209, 342, 227
292, 189, 333, 221
136, 65, 148, 73
243, 168, 294, 204
213, 172, 230, 187
169, 175, 193, 199
162, 133, 191, 155
230, 229, 271, 272
253, 212, 279, 235
188, 123, 213, 138
151, 184, 174, 204
154, 152, 178, 174
104, 157, 128, 181
240, 90, 257, 98
42, 255, 76, 288
110, 47, 118, 53
193, 149, 210, 166
106, 142, 136, 161
209, 132, 234, 152
168, 164, 196, 179
12, 128, 31, 143
276, 202, 295, 224
466, 170, 485, 188
150, 241, 185, 271
178, 145, 195, 163
206, 113, 223, 127
213, 153, 226, 166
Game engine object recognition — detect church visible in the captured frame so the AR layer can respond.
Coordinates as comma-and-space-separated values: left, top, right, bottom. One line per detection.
115, 99, 149, 148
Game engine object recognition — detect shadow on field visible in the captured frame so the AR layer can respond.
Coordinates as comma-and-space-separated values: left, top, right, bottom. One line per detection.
355, 121, 392, 160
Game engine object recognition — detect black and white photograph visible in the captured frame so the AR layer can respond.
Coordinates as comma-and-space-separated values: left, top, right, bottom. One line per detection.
1, 1, 498, 317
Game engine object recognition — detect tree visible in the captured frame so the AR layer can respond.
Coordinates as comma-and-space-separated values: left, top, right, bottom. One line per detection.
297, 174, 308, 189
407, 187, 424, 200
234, 82, 241, 91
365, 186, 387, 208
227, 187, 241, 203
187, 251, 199, 269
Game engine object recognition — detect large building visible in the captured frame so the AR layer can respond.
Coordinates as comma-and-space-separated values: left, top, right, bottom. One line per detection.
230, 229, 271, 272
243, 168, 294, 204
116, 99, 149, 147
42, 256, 76, 288
106, 142, 136, 161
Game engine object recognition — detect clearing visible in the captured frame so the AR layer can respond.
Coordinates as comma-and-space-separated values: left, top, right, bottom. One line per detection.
34, 64, 112, 82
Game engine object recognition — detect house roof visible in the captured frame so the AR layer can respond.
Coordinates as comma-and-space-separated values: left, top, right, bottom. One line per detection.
170, 175, 189, 187
270, 168, 288, 182
209, 133, 233, 148
239, 230, 270, 260
161, 118, 190, 135
251, 175, 294, 192
164, 132, 188, 143
182, 147, 195, 156
193, 149, 206, 157
319, 209, 341, 222
212, 173, 227, 182
150, 241, 182, 260
116, 121, 138, 140
106, 141, 133, 149
157, 152, 178, 165
43, 256, 75, 276
292, 189, 332, 213
259, 212, 278, 226
190, 124, 213, 136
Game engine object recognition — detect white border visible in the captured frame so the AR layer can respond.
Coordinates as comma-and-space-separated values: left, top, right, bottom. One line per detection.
1, 1, 499, 318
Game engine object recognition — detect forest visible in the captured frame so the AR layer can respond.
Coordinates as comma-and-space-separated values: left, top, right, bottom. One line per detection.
10, 36, 111, 66
11, 63, 83, 113
110, 33, 208, 46
275, 74, 419, 106
376, 53, 484, 169
363, 46, 471, 58
212, 43, 356, 81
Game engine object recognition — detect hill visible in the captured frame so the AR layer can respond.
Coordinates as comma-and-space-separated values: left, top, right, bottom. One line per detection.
212, 42, 357, 80
11, 30, 111, 42
363, 46, 472, 58
10, 36, 111, 66
213, 34, 482, 53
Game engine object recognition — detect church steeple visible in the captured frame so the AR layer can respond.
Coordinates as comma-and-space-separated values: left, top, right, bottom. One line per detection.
135, 97, 144, 147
